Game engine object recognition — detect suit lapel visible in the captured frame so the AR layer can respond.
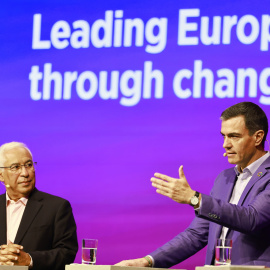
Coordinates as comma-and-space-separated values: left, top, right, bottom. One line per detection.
238, 165, 269, 206
212, 172, 237, 244
0, 194, 7, 244
224, 173, 237, 202
225, 158, 270, 239
207, 172, 237, 265
15, 189, 43, 244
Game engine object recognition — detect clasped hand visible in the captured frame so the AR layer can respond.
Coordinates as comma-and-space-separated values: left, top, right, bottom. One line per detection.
0, 243, 30, 266
151, 165, 195, 204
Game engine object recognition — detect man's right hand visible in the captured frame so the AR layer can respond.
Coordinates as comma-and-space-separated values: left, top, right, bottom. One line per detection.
115, 257, 151, 267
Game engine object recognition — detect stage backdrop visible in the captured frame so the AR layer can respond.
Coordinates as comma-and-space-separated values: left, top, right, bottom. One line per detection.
1, 0, 270, 269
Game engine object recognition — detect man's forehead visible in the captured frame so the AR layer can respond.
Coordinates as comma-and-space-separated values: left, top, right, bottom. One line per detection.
3, 147, 32, 164
221, 116, 247, 132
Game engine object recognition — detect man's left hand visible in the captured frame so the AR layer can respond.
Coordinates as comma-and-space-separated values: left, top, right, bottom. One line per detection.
151, 165, 195, 204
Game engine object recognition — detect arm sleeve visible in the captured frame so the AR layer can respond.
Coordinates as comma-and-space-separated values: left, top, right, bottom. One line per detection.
197, 184, 270, 235
149, 215, 209, 268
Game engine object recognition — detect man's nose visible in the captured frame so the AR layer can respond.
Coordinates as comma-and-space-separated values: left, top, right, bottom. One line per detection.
223, 136, 232, 149
20, 165, 29, 176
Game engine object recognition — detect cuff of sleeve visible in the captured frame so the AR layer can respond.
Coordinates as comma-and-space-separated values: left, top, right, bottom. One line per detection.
194, 196, 202, 212
145, 255, 154, 267
28, 253, 33, 269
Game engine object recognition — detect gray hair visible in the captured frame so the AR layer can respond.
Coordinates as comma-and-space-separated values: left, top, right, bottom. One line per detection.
0, 142, 33, 167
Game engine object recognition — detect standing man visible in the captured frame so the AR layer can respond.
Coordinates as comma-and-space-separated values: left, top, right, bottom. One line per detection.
0, 142, 78, 270
117, 102, 270, 267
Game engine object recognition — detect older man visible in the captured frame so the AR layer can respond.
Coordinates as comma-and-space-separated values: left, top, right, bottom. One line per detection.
117, 102, 270, 267
0, 142, 78, 270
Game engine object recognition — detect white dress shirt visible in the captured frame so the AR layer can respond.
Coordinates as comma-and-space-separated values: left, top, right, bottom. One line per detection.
6, 193, 33, 268
6, 193, 28, 244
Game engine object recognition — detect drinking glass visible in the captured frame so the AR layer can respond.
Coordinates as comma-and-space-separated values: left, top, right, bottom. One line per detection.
82, 239, 98, 265
215, 238, 232, 265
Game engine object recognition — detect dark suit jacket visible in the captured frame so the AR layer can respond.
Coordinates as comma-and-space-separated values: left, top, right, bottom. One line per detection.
150, 156, 270, 267
0, 188, 78, 270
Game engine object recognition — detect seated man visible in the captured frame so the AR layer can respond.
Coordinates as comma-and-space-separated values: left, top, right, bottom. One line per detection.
117, 102, 270, 267
0, 142, 78, 270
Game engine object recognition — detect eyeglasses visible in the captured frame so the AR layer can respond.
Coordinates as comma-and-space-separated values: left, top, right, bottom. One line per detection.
0, 161, 37, 174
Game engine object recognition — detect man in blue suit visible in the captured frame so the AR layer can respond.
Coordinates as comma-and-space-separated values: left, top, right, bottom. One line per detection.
117, 102, 270, 267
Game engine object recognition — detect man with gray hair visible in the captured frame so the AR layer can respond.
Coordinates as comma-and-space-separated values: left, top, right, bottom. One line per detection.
0, 142, 78, 270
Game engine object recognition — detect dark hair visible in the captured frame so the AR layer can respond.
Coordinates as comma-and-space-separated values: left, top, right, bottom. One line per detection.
221, 102, 268, 148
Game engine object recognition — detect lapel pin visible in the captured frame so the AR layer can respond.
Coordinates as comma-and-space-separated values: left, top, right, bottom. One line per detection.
257, 172, 263, 177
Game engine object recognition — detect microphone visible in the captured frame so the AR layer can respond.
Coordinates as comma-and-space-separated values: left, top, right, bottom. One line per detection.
223, 153, 227, 157
1, 182, 10, 188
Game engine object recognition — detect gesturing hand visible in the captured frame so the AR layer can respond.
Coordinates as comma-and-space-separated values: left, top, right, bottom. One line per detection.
151, 165, 195, 204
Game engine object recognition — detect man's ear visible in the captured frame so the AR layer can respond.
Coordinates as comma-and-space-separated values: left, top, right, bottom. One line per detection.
0, 169, 4, 182
254, 130, 265, 147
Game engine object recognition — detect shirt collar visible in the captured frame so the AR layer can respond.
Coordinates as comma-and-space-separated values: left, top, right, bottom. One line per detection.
234, 151, 270, 176
6, 192, 28, 206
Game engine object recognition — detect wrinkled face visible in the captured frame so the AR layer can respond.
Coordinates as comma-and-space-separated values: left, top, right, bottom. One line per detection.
0, 147, 36, 201
221, 115, 261, 171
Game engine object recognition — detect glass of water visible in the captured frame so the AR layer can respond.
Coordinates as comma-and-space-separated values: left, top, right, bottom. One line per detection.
215, 238, 232, 265
82, 239, 98, 265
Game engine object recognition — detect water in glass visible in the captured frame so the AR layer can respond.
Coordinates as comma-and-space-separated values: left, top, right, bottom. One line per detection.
82, 247, 97, 265
215, 245, 232, 265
